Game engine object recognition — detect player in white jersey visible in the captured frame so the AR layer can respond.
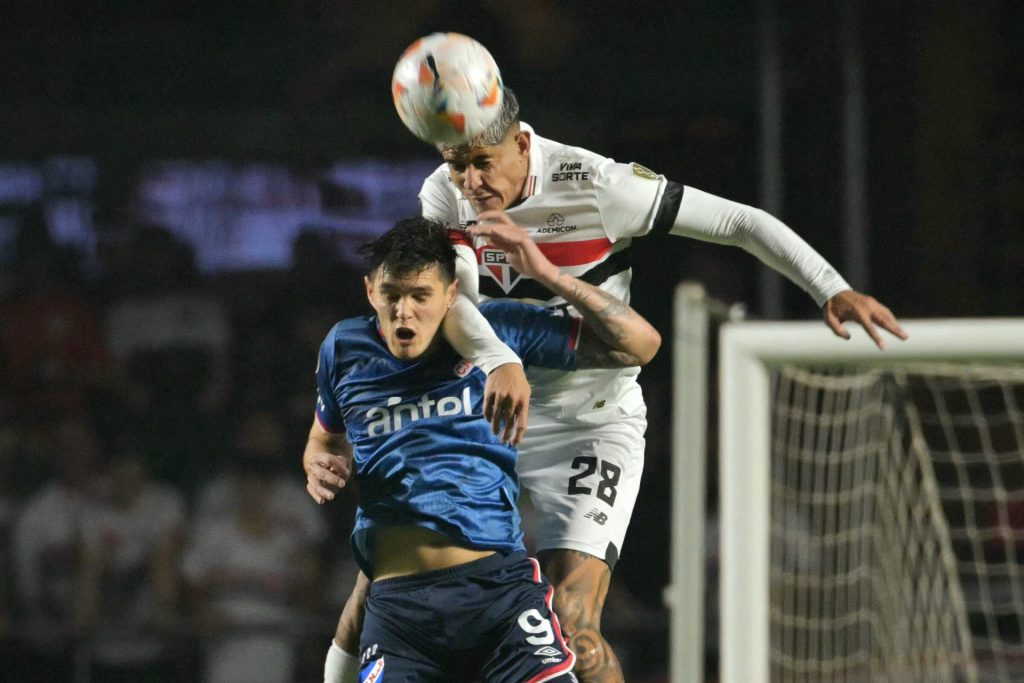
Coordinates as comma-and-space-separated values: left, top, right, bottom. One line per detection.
310, 88, 907, 683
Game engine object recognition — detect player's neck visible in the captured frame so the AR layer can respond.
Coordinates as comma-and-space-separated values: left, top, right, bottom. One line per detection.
511, 166, 529, 208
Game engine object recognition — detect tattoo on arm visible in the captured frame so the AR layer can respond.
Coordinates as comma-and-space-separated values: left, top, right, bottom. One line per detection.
556, 275, 643, 368
577, 342, 644, 369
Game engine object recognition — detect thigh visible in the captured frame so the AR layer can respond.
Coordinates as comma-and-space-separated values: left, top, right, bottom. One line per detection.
517, 418, 645, 568
359, 590, 447, 682
481, 557, 576, 683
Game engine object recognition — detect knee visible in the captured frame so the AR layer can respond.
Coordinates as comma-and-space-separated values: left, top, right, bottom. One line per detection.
551, 591, 605, 666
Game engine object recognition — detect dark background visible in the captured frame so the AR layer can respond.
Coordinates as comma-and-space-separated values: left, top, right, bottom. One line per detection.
0, 1, 1021, 681
3, 1, 1021, 318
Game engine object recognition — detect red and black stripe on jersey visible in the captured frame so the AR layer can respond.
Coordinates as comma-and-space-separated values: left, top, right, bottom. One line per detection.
445, 180, 681, 301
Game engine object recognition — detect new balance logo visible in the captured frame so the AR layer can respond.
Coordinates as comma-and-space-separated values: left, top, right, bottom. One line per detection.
585, 509, 608, 525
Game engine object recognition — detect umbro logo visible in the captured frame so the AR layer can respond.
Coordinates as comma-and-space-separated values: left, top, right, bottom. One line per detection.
585, 509, 608, 525
534, 646, 562, 657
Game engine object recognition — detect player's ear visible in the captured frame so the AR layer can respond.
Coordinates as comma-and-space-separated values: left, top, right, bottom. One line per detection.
364, 275, 375, 305
516, 130, 531, 156
445, 278, 459, 309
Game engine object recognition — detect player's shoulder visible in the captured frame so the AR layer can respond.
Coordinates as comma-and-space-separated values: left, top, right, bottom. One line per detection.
479, 300, 550, 334
422, 161, 450, 185
421, 162, 455, 196
480, 299, 546, 318
319, 316, 380, 366
529, 128, 637, 198
531, 129, 609, 169
325, 316, 376, 344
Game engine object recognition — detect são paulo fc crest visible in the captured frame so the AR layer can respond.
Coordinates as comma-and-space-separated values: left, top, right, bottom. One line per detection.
479, 246, 524, 293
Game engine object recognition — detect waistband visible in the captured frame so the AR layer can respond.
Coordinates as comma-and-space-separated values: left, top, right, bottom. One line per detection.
369, 551, 529, 594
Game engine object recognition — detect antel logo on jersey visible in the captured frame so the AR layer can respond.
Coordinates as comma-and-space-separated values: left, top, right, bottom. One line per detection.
366, 387, 473, 436
480, 247, 524, 293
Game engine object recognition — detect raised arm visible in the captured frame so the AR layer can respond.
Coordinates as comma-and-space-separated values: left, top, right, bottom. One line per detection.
470, 210, 661, 368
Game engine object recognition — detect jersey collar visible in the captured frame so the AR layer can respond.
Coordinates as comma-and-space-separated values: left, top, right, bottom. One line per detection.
519, 121, 542, 200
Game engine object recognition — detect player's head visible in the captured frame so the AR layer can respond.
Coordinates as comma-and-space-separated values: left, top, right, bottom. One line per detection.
439, 88, 530, 214
361, 217, 459, 360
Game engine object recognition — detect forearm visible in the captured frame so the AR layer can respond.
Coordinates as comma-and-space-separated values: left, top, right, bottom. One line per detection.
305, 419, 348, 455
540, 272, 660, 365
304, 420, 354, 502
672, 186, 851, 307
442, 295, 521, 374
453, 239, 479, 304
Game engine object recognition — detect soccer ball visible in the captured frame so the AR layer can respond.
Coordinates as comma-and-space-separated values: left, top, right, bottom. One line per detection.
391, 33, 504, 146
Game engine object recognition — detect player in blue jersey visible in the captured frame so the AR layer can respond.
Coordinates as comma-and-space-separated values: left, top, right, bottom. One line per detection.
304, 216, 660, 682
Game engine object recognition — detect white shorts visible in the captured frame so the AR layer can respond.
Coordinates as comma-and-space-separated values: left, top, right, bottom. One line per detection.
515, 412, 646, 569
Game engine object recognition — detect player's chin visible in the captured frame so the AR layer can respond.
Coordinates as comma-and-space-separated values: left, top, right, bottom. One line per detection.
390, 336, 422, 359
471, 196, 502, 213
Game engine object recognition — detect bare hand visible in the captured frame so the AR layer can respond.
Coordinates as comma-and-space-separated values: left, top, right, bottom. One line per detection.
303, 446, 352, 504
469, 211, 560, 284
823, 289, 908, 350
483, 362, 531, 446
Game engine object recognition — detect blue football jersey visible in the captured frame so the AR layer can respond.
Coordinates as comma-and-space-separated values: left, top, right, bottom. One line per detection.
315, 300, 580, 575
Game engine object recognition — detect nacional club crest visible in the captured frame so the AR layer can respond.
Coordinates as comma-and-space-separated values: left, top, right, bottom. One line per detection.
479, 246, 524, 293
360, 656, 384, 683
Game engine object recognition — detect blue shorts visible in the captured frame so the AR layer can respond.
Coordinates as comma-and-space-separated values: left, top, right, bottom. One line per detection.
359, 551, 577, 682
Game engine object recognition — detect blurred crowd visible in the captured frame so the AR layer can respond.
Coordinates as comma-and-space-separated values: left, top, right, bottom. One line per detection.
0, 210, 669, 682
0, 210, 370, 682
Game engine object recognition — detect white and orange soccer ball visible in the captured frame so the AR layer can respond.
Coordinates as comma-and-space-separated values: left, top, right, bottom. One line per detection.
391, 33, 504, 146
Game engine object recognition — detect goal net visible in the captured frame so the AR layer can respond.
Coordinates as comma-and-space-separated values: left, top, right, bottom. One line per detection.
670, 294, 1024, 683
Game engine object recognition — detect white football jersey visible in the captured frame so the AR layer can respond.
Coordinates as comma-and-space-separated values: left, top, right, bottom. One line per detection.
420, 123, 668, 424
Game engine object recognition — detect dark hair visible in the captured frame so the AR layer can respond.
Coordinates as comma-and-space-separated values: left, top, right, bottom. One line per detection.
359, 217, 457, 283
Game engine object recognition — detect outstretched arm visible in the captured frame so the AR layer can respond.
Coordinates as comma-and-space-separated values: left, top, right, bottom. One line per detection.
666, 185, 907, 348
470, 211, 661, 368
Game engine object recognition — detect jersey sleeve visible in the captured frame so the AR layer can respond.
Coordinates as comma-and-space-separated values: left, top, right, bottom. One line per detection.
670, 186, 852, 306
480, 301, 580, 371
592, 158, 668, 241
314, 326, 345, 434
449, 228, 480, 303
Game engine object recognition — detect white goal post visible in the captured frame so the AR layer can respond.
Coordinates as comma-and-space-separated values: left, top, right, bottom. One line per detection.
670, 282, 1024, 683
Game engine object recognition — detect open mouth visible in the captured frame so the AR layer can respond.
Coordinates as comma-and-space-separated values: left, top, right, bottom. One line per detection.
395, 327, 415, 342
